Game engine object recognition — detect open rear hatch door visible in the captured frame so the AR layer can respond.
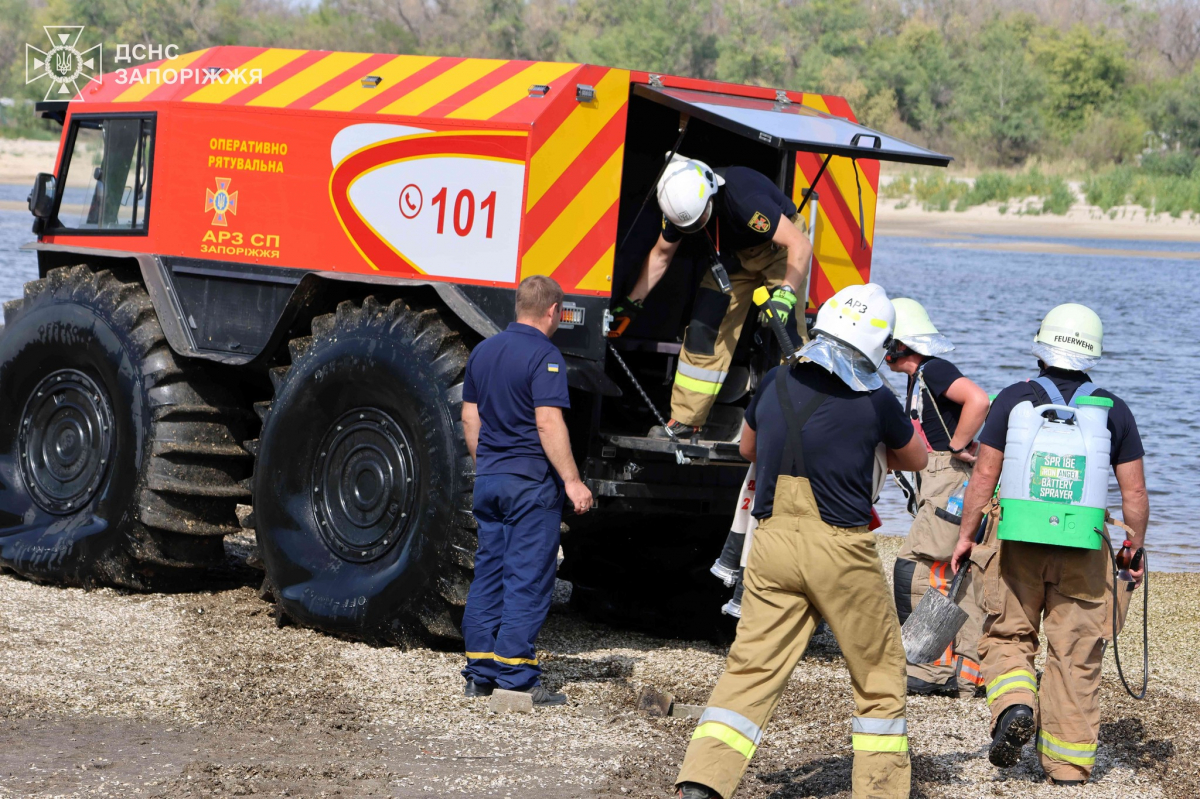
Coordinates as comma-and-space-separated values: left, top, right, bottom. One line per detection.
603, 86, 951, 470
633, 84, 952, 166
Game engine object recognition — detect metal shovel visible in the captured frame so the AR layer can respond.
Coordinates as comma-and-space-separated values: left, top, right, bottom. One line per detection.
901, 562, 970, 665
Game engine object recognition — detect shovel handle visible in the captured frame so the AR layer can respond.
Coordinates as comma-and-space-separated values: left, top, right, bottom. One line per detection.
947, 559, 970, 601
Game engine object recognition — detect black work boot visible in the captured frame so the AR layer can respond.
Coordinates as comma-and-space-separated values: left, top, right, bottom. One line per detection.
1050, 778, 1087, 786
464, 679, 494, 697
989, 704, 1036, 767
677, 782, 719, 799
521, 685, 568, 706
648, 420, 699, 440
907, 675, 958, 697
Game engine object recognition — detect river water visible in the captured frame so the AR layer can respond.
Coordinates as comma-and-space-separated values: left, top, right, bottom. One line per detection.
0, 204, 1195, 570
871, 233, 1199, 572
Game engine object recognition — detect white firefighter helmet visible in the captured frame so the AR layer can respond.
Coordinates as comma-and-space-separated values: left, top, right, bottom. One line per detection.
1032, 303, 1103, 370
891, 298, 939, 341
889, 297, 955, 358
812, 283, 896, 370
656, 154, 724, 233
1035, 303, 1103, 358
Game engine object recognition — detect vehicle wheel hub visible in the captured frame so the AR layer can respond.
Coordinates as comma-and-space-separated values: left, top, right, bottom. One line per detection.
313, 408, 417, 562
19, 369, 114, 514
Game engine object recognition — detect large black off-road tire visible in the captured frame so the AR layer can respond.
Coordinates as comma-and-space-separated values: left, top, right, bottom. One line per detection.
0, 266, 252, 588
561, 513, 737, 641
252, 297, 474, 646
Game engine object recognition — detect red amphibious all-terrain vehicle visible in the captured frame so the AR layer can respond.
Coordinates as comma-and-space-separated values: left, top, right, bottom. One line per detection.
5, 47, 949, 642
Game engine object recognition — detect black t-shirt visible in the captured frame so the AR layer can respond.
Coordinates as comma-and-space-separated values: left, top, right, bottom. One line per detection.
979, 367, 1144, 466
661, 166, 797, 270
745, 362, 913, 526
907, 357, 965, 452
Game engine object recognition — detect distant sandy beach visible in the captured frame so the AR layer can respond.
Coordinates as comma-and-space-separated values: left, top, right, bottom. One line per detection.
0, 138, 58, 185
875, 197, 1200, 242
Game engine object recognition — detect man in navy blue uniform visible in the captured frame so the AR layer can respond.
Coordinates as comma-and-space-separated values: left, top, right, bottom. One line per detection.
460, 275, 593, 705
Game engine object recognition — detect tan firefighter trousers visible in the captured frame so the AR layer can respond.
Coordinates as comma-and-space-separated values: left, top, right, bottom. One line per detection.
671, 216, 808, 428
975, 533, 1123, 782
676, 476, 909, 799
895, 453, 983, 696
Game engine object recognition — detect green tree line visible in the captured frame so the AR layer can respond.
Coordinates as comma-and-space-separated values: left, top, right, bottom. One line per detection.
3, 0, 1200, 175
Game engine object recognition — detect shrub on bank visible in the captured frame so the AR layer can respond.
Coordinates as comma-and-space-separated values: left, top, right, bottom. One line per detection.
885, 168, 1077, 214
1083, 165, 1200, 217
887, 162, 1200, 217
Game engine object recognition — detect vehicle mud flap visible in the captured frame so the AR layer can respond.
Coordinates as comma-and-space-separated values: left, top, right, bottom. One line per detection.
252, 297, 475, 646
0, 266, 250, 589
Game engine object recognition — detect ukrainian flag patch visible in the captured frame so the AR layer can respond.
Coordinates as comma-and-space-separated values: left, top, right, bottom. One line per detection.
547, 363, 560, 373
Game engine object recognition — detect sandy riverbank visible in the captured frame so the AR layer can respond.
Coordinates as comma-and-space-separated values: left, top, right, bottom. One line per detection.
876, 197, 1200, 242
0, 139, 58, 185
0, 534, 1193, 798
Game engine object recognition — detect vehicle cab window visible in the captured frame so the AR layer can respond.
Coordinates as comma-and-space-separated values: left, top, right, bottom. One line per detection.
55, 115, 153, 233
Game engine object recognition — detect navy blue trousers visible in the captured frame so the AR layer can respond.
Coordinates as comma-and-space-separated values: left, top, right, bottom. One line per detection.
461, 472, 563, 690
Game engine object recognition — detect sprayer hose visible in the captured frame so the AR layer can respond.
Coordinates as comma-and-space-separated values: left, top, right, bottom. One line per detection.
1107, 544, 1149, 700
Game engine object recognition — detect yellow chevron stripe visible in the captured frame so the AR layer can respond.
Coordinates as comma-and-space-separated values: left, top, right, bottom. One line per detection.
525, 69, 629, 210
380, 59, 506, 117
575, 244, 615, 292
247, 51, 372, 108
183, 48, 307, 104
447, 62, 578, 121
823, 156, 877, 247
113, 49, 211, 102
802, 94, 831, 114
813, 202, 864, 294
312, 55, 438, 112
521, 146, 623, 279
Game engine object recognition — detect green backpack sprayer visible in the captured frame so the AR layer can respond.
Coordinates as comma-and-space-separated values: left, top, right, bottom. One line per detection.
997, 377, 1148, 699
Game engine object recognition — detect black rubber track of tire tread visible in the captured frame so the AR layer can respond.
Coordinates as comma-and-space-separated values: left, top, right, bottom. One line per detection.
3, 265, 250, 586
256, 296, 474, 645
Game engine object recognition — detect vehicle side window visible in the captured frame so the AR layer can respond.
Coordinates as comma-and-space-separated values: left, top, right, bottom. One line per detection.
57, 116, 153, 232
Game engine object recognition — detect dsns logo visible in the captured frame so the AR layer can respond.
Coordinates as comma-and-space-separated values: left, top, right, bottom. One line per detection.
26, 26, 102, 101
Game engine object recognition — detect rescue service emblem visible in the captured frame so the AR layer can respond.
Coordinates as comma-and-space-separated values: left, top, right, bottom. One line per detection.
748, 211, 771, 233
205, 177, 239, 227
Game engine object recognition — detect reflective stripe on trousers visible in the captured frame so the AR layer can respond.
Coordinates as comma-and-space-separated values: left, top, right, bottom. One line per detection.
674, 362, 728, 396
465, 652, 540, 666
986, 669, 1038, 705
852, 716, 908, 752
692, 707, 764, 759
1037, 730, 1097, 766
956, 655, 984, 687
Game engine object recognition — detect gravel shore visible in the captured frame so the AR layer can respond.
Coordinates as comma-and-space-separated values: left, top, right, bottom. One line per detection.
0, 535, 1194, 798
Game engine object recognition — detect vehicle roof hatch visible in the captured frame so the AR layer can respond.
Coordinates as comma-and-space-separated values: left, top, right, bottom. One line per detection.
634, 84, 952, 167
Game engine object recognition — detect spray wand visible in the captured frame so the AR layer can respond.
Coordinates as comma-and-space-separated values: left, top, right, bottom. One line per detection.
1101, 527, 1149, 700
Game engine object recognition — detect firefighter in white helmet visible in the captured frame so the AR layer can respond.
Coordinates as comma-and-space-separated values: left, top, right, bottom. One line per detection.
884, 298, 991, 699
608, 155, 813, 439
675, 284, 927, 799
951, 303, 1148, 785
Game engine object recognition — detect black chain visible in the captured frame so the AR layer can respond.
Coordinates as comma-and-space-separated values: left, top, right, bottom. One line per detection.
606, 341, 678, 441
